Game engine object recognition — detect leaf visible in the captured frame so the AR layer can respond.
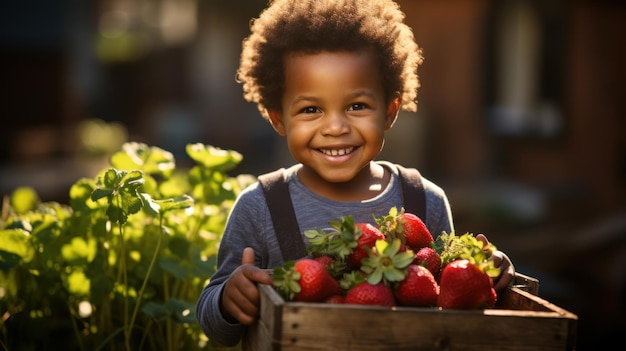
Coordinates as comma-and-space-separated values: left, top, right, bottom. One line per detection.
10, 187, 39, 214
0, 229, 34, 263
90, 274, 114, 303
168, 236, 190, 259
0, 249, 23, 270
158, 172, 191, 198
109, 142, 175, 178
158, 257, 191, 280
93, 169, 145, 224
65, 270, 91, 296
61, 237, 98, 263
192, 255, 216, 280
141, 301, 170, 322
69, 178, 100, 210
166, 298, 196, 324
154, 195, 194, 213
186, 143, 242, 172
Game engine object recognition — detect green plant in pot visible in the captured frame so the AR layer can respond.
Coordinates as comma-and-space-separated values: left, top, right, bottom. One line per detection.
0, 142, 254, 351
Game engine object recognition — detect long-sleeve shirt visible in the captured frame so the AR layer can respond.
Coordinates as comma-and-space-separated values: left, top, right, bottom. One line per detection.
195, 161, 454, 346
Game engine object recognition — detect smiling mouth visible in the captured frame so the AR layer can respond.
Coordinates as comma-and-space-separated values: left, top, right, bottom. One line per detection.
319, 147, 355, 156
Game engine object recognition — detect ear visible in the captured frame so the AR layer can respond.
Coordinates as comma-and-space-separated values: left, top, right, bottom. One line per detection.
267, 109, 287, 136
384, 96, 401, 130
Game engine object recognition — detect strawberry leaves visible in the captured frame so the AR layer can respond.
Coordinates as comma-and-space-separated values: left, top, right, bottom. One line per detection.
304, 216, 357, 259
360, 239, 414, 285
272, 261, 301, 301
434, 232, 500, 278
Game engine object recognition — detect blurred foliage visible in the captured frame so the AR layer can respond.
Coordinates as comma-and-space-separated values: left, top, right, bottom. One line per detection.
0, 142, 255, 351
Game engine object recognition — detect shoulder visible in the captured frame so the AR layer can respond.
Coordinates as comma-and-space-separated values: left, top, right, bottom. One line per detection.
237, 166, 300, 204
378, 161, 448, 199
421, 176, 447, 199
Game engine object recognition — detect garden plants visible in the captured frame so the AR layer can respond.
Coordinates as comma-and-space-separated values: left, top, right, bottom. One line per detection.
0, 142, 254, 351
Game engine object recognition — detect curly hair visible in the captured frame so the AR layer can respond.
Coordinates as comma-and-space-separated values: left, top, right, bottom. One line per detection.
236, 0, 423, 120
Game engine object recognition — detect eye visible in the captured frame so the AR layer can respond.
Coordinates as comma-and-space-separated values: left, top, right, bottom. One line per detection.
347, 103, 367, 111
301, 106, 320, 114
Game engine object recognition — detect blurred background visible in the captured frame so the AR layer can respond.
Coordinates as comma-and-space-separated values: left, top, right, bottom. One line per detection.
0, 0, 624, 349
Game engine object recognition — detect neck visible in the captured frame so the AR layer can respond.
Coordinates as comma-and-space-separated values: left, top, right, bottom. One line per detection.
297, 162, 389, 202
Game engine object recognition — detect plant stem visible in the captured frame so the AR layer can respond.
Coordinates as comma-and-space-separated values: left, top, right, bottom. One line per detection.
117, 222, 130, 351
67, 303, 86, 351
128, 215, 164, 350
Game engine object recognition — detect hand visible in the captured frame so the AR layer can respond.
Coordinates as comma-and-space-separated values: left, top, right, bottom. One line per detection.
476, 234, 515, 292
220, 247, 273, 325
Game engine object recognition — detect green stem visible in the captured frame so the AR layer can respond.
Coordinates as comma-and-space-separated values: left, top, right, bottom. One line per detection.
95, 326, 126, 351
137, 319, 153, 351
118, 222, 130, 351
127, 215, 164, 350
67, 303, 86, 351
161, 270, 173, 351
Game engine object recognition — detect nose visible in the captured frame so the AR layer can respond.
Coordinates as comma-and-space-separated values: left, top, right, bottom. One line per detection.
320, 111, 350, 136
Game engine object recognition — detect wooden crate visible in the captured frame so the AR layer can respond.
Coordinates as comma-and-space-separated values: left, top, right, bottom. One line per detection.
242, 274, 577, 351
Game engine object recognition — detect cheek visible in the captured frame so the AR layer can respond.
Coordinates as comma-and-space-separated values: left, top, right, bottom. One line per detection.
284, 124, 311, 145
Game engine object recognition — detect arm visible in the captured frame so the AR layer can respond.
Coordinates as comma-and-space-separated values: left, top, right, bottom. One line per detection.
195, 186, 273, 346
422, 177, 454, 237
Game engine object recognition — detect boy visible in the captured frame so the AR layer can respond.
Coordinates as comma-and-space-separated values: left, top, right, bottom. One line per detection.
196, 0, 514, 346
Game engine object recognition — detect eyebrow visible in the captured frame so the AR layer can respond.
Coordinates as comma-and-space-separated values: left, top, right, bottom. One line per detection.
290, 90, 377, 106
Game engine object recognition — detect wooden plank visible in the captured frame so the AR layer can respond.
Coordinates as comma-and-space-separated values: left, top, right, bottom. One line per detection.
512, 272, 540, 295
244, 275, 577, 351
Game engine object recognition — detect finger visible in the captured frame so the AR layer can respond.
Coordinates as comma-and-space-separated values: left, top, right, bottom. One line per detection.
223, 276, 260, 325
224, 296, 257, 325
493, 265, 514, 291
490, 251, 504, 267
476, 233, 488, 248
239, 248, 273, 285
241, 247, 255, 265
494, 275, 511, 292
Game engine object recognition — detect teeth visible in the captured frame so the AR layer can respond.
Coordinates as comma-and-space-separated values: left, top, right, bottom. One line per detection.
320, 147, 354, 156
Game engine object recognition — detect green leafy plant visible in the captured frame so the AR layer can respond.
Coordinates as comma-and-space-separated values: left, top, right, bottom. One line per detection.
0, 142, 255, 351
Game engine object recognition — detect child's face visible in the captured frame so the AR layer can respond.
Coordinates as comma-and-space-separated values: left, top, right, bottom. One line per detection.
268, 50, 399, 184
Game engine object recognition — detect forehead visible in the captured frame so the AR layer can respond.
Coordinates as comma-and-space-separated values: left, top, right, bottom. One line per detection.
282, 50, 382, 91
284, 49, 378, 70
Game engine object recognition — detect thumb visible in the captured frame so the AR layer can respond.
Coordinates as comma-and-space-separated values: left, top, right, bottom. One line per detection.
475, 234, 489, 250
241, 247, 255, 265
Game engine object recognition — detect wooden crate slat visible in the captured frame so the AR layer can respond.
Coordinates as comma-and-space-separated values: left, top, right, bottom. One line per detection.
244, 275, 577, 351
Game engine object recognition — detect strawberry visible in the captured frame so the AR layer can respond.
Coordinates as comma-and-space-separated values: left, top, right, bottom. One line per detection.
312, 254, 347, 279
313, 255, 334, 267
273, 258, 341, 302
377, 207, 433, 250
394, 264, 440, 307
437, 259, 496, 309
324, 295, 345, 304
347, 222, 386, 268
413, 246, 442, 278
344, 281, 396, 307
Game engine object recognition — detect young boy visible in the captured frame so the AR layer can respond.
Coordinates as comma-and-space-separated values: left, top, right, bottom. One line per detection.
196, 0, 514, 346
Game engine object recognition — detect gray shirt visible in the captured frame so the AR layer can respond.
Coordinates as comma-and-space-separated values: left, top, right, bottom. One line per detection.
196, 161, 454, 346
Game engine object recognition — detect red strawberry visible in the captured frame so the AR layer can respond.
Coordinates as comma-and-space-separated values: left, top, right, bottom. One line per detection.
437, 259, 497, 309
395, 264, 440, 307
344, 282, 396, 307
324, 295, 345, 304
347, 223, 386, 268
273, 258, 341, 302
396, 212, 433, 249
377, 207, 433, 250
313, 255, 334, 268
413, 246, 442, 278
312, 254, 347, 279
